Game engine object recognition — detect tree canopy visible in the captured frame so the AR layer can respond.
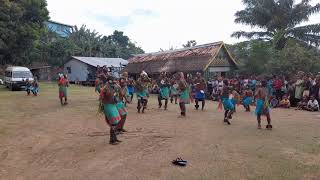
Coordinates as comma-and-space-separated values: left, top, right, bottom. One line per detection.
232, 0, 320, 49
0, 0, 49, 65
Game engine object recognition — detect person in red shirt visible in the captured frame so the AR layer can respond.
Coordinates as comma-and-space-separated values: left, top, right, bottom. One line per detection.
273, 75, 283, 100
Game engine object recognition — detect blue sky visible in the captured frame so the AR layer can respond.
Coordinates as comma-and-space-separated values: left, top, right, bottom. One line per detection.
47, 0, 320, 52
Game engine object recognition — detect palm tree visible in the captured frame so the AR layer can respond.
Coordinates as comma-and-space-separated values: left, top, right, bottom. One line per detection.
232, 0, 320, 49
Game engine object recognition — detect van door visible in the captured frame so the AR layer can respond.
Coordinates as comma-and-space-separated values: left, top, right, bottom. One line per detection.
4, 71, 12, 88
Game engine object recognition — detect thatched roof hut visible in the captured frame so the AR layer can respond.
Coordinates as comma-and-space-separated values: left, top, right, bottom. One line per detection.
123, 41, 238, 79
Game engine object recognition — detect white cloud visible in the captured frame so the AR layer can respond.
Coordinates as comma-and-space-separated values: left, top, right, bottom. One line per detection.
47, 0, 320, 52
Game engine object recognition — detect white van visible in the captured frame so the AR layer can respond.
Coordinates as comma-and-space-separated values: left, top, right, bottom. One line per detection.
4, 66, 34, 91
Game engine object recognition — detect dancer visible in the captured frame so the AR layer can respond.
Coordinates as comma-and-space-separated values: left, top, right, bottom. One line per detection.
231, 89, 240, 112
95, 77, 102, 94
58, 74, 69, 106
194, 72, 206, 110
100, 77, 122, 145
177, 72, 190, 117
158, 72, 170, 110
135, 71, 151, 113
255, 80, 272, 130
242, 87, 253, 112
170, 77, 179, 104
127, 78, 135, 103
116, 77, 129, 133
218, 80, 234, 125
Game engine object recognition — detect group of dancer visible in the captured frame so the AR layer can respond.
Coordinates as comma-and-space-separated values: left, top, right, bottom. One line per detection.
93, 68, 273, 145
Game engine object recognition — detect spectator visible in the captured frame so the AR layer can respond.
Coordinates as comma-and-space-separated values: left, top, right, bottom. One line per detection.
293, 72, 305, 107
310, 76, 320, 103
296, 95, 309, 110
304, 95, 319, 112
273, 75, 283, 100
270, 96, 279, 108
278, 95, 290, 108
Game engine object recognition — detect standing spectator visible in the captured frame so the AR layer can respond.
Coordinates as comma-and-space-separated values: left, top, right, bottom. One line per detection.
303, 75, 312, 97
310, 76, 320, 103
293, 72, 305, 107
273, 75, 283, 100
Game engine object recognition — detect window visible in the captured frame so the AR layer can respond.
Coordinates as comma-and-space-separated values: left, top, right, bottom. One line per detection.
67, 67, 71, 74
5, 71, 12, 77
12, 71, 32, 78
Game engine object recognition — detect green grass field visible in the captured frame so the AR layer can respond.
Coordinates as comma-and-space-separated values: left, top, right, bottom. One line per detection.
0, 83, 320, 180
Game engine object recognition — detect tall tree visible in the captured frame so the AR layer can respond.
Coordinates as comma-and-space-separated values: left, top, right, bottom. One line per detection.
183, 40, 197, 48
0, 0, 49, 65
232, 0, 320, 49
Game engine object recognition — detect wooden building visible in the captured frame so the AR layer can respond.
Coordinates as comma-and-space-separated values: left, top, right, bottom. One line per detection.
124, 41, 238, 80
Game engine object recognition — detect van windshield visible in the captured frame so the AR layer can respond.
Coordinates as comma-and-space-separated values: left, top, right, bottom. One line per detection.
12, 71, 33, 78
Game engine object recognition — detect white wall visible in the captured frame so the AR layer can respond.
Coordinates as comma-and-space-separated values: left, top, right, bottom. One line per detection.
64, 60, 88, 82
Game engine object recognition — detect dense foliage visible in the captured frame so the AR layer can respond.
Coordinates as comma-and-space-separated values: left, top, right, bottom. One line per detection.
0, 0, 49, 65
232, 0, 320, 49
230, 40, 320, 76
0, 0, 144, 66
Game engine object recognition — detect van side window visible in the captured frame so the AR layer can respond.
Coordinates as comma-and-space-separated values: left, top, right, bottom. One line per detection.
5, 71, 12, 77
67, 67, 71, 74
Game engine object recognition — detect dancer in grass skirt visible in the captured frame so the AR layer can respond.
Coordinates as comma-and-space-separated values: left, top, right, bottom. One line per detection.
116, 77, 129, 133
100, 77, 122, 145
177, 72, 190, 117
170, 77, 179, 104
135, 71, 151, 113
218, 80, 234, 125
242, 87, 253, 112
95, 77, 102, 94
255, 80, 272, 130
58, 74, 69, 106
231, 89, 240, 112
194, 72, 207, 110
158, 72, 170, 110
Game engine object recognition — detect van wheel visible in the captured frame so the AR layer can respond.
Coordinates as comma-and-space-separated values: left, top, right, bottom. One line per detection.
9, 84, 13, 91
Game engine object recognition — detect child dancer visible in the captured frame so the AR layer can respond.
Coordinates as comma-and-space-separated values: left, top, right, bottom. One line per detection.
170, 78, 179, 104
177, 72, 190, 117
231, 89, 240, 112
218, 80, 234, 125
255, 80, 272, 130
158, 72, 170, 110
194, 72, 206, 110
242, 87, 253, 112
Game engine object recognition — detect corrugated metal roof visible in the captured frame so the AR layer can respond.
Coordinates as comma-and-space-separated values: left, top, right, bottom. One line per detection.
72, 56, 128, 67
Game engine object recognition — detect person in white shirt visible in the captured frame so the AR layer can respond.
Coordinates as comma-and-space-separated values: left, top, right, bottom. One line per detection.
305, 95, 319, 111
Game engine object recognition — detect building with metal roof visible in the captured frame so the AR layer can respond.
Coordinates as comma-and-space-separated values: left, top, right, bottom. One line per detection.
64, 56, 128, 82
123, 41, 238, 80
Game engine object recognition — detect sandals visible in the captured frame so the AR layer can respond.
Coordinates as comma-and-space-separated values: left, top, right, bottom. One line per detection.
266, 124, 273, 130
224, 118, 231, 125
172, 157, 187, 166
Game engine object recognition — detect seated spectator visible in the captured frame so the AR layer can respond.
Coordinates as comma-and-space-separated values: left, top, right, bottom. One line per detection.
296, 95, 309, 110
278, 95, 290, 108
269, 96, 279, 108
304, 95, 319, 112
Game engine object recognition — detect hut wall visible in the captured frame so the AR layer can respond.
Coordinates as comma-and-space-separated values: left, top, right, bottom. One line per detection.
64, 59, 89, 82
